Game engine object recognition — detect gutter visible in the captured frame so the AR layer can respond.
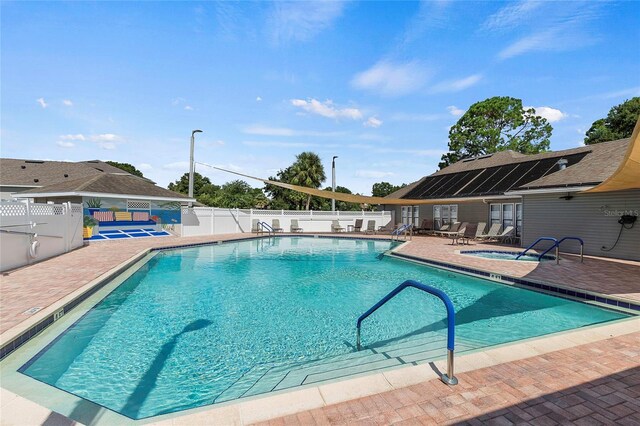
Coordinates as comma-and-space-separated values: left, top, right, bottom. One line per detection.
505, 186, 596, 196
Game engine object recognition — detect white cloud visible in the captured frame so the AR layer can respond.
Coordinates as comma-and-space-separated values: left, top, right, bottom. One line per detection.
526, 106, 567, 123
62, 99, 73, 107
163, 161, 190, 170
243, 124, 346, 137
98, 142, 116, 150
184, 105, 194, 111
242, 140, 322, 148
56, 141, 75, 148
351, 60, 431, 97
447, 106, 465, 117
355, 170, 395, 179
495, 2, 602, 60
36, 98, 48, 108
363, 117, 383, 128
172, 97, 185, 106
482, 0, 543, 31
290, 98, 363, 120
268, 1, 345, 44
90, 134, 121, 142
431, 74, 482, 93
60, 134, 86, 141
256, 96, 262, 102
137, 163, 153, 171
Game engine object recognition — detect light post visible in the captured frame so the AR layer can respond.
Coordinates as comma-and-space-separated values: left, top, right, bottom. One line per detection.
331, 156, 338, 212
188, 129, 203, 206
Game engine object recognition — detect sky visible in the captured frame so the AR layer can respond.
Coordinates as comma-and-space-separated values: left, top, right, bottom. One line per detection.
2, 1, 639, 195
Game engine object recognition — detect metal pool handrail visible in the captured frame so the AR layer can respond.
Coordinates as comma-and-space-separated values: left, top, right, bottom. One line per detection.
515, 237, 559, 261
257, 221, 274, 236
546, 236, 584, 263
356, 279, 458, 385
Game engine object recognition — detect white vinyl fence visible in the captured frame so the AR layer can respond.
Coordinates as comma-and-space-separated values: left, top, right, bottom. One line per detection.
180, 208, 394, 237
0, 200, 83, 272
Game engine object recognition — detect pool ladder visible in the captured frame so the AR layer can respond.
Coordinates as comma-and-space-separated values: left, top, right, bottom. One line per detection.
516, 236, 584, 263
356, 280, 458, 386
257, 221, 274, 236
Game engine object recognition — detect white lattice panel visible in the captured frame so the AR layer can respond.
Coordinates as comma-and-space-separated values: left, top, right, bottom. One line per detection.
127, 200, 151, 210
0, 203, 27, 216
71, 204, 83, 213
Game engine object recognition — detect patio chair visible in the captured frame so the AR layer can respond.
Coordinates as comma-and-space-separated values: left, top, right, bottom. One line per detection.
364, 220, 376, 234
353, 219, 363, 232
440, 222, 466, 238
251, 219, 260, 233
290, 219, 303, 233
475, 222, 487, 239
477, 223, 501, 241
331, 220, 345, 232
378, 221, 399, 233
494, 226, 515, 244
434, 222, 453, 236
458, 223, 479, 245
271, 219, 284, 232
415, 218, 434, 235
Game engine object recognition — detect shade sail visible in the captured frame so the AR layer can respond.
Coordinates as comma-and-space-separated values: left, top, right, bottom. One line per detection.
206, 165, 500, 205
583, 117, 640, 193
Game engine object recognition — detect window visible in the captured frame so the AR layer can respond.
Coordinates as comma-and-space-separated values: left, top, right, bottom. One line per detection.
515, 203, 522, 237
490, 204, 501, 226
433, 204, 458, 229
401, 206, 419, 226
489, 202, 522, 235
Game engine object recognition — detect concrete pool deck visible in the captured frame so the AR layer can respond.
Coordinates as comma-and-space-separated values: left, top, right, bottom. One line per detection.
0, 233, 638, 424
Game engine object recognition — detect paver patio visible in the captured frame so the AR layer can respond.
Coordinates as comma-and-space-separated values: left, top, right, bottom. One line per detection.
257, 332, 640, 426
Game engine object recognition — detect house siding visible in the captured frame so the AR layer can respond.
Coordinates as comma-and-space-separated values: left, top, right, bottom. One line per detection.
522, 190, 640, 261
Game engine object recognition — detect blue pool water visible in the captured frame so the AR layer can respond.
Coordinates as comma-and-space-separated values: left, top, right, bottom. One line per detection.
21, 237, 627, 419
462, 250, 555, 261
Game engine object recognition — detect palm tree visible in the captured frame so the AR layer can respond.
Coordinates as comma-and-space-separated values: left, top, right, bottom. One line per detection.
288, 152, 326, 210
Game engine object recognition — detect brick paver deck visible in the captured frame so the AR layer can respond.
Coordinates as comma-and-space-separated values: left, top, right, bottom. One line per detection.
257, 332, 640, 425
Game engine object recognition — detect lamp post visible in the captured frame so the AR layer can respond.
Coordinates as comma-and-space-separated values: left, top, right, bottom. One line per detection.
188, 129, 203, 206
332, 156, 338, 212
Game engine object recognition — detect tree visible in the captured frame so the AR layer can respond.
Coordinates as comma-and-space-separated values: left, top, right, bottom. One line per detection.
106, 161, 144, 177
289, 152, 326, 210
168, 172, 217, 197
439, 96, 552, 169
211, 180, 268, 209
584, 97, 640, 145
372, 182, 407, 198
265, 152, 326, 210
321, 186, 361, 211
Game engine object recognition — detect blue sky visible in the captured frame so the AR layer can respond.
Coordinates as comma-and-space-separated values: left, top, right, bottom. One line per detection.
2, 1, 639, 195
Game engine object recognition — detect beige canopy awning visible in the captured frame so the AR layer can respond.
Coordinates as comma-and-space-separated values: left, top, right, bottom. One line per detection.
583, 117, 640, 193
204, 165, 492, 205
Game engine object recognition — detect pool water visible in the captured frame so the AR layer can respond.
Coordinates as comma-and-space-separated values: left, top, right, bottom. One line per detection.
462, 250, 555, 261
21, 237, 627, 419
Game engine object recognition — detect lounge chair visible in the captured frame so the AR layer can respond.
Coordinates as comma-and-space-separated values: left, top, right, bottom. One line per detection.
364, 220, 376, 234
271, 219, 283, 232
456, 223, 479, 245
415, 218, 434, 235
477, 223, 501, 241
290, 219, 303, 233
440, 222, 466, 238
331, 220, 345, 232
353, 219, 363, 232
251, 219, 261, 233
494, 226, 515, 244
475, 222, 487, 239
378, 221, 399, 233
434, 223, 451, 236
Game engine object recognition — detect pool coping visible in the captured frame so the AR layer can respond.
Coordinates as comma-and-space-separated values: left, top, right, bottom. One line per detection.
0, 235, 637, 425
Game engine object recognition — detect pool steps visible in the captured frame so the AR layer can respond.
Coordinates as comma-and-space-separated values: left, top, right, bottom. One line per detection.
214, 332, 480, 403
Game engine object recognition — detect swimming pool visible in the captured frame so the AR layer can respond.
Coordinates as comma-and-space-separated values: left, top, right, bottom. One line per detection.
19, 237, 628, 419
461, 250, 555, 261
